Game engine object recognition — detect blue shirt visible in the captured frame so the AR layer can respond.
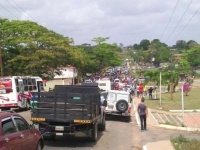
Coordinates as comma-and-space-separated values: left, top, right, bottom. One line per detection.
138, 103, 146, 115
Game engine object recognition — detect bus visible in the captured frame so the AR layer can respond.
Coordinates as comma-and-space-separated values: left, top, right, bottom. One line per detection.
0, 76, 44, 111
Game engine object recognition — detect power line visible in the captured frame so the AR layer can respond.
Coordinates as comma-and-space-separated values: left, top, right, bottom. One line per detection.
165, 0, 193, 42
7, 0, 36, 21
169, 6, 200, 43
160, 0, 180, 40
0, 3, 19, 19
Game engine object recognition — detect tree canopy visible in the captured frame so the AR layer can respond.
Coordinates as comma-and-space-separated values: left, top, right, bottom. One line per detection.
0, 19, 122, 79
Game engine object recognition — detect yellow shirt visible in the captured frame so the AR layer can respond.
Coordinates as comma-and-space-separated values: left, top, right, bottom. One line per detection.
143, 86, 147, 91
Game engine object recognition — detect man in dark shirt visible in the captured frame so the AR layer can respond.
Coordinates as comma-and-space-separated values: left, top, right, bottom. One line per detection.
137, 97, 148, 131
148, 87, 153, 99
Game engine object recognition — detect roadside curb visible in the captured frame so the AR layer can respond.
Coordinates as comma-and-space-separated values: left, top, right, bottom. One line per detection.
169, 109, 200, 113
133, 97, 200, 150
133, 97, 200, 131
158, 124, 200, 132
143, 140, 174, 150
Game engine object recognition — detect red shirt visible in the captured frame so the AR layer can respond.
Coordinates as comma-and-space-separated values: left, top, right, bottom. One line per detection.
138, 85, 144, 92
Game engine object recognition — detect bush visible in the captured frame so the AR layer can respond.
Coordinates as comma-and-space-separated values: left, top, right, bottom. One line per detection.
171, 134, 200, 150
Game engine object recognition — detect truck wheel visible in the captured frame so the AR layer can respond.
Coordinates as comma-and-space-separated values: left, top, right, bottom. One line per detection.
91, 122, 98, 142
116, 100, 128, 113
99, 115, 106, 131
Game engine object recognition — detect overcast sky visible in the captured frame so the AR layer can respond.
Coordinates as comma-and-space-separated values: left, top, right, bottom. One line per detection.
0, 0, 200, 46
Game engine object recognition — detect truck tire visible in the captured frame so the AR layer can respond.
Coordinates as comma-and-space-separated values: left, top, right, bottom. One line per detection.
116, 100, 128, 113
98, 114, 106, 131
91, 122, 98, 142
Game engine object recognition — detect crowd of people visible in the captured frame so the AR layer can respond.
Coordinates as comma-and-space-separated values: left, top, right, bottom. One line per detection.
83, 66, 157, 100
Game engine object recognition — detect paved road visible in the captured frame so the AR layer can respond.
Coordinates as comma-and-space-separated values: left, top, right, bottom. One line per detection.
19, 110, 138, 150
17, 107, 200, 150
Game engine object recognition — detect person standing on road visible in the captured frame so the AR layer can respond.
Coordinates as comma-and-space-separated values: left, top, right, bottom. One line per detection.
137, 97, 148, 131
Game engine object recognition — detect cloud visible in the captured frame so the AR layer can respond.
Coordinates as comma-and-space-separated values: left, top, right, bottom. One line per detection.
0, 0, 200, 46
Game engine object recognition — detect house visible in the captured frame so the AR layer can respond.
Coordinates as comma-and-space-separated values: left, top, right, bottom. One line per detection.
44, 65, 78, 91
173, 54, 182, 61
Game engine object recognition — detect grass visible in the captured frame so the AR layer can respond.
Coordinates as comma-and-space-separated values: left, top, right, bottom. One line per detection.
144, 80, 200, 149
161, 121, 175, 126
145, 84, 200, 111
171, 135, 200, 150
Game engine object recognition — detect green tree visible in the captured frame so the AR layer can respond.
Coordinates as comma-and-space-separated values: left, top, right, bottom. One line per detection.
144, 68, 179, 100
139, 39, 150, 50
133, 44, 140, 50
148, 39, 171, 66
186, 40, 199, 50
92, 43, 122, 73
0, 19, 82, 78
185, 46, 200, 68
92, 37, 109, 45
175, 40, 186, 50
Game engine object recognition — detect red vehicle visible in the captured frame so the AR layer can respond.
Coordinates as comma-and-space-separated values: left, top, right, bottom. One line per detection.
0, 111, 44, 150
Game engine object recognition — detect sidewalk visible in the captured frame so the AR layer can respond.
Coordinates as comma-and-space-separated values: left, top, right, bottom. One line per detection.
132, 96, 200, 150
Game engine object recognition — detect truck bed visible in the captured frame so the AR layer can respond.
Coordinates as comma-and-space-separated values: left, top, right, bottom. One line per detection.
31, 85, 101, 122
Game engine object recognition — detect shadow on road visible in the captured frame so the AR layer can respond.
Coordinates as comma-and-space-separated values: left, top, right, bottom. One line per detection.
105, 114, 131, 123
44, 131, 104, 148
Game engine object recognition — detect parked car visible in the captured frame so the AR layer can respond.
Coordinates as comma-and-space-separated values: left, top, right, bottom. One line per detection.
0, 110, 44, 150
105, 90, 132, 121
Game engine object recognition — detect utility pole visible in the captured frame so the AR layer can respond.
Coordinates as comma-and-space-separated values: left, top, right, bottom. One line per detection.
0, 33, 3, 77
